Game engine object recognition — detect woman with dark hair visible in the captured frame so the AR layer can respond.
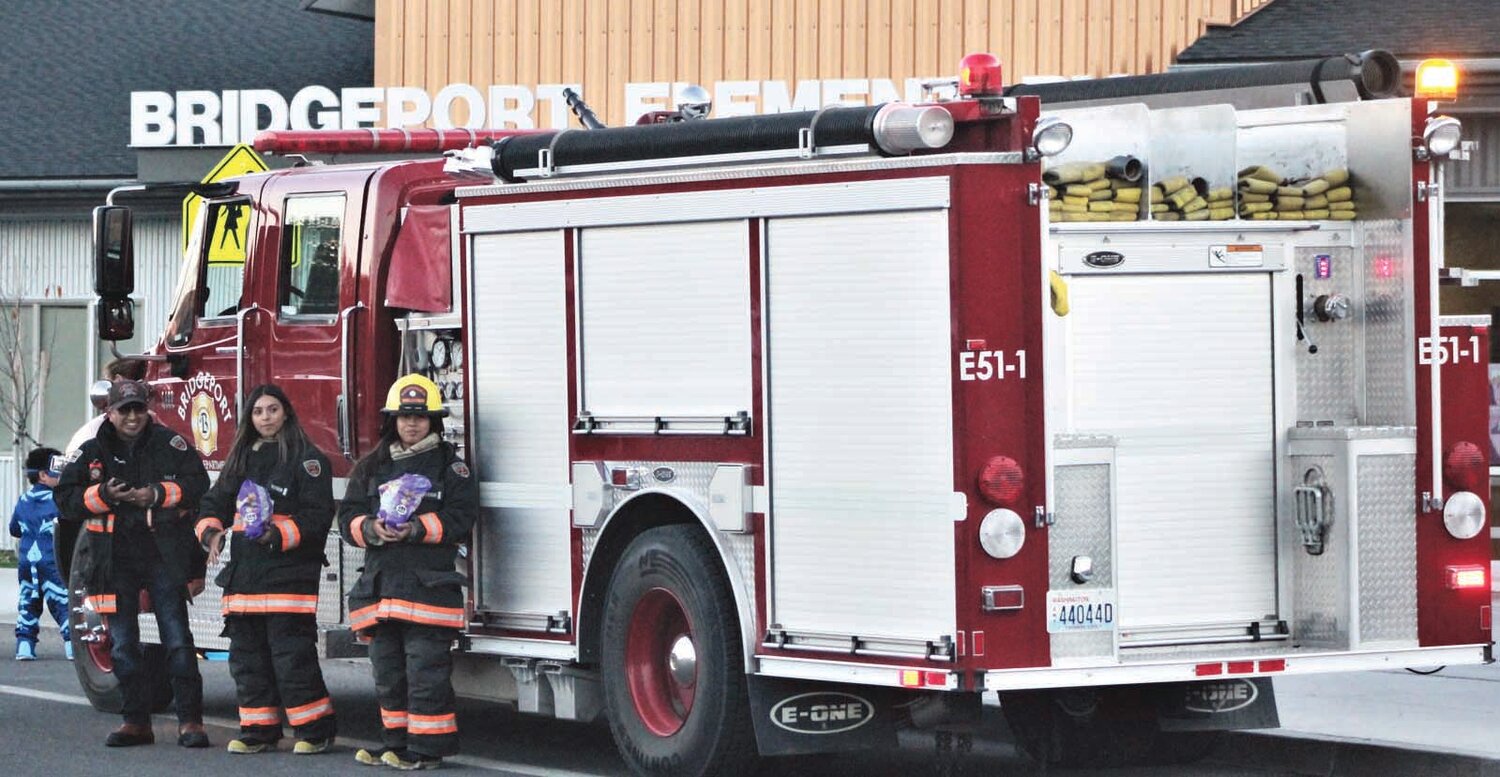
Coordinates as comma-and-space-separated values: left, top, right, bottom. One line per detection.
195, 384, 337, 755
339, 373, 477, 770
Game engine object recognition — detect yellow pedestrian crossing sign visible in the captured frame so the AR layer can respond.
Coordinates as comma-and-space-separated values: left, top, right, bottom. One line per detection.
181, 144, 268, 263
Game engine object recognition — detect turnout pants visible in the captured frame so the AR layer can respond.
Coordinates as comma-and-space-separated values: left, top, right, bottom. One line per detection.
109, 559, 203, 726
226, 613, 337, 740
15, 558, 69, 644
367, 621, 459, 757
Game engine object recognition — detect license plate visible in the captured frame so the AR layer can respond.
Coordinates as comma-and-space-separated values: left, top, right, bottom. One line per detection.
1046, 589, 1116, 633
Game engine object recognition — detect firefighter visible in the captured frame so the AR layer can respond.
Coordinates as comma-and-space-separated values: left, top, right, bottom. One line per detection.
338, 373, 477, 769
195, 384, 337, 754
55, 379, 211, 748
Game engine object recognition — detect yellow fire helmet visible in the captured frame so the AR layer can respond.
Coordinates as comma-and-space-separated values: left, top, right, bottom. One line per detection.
383, 373, 449, 417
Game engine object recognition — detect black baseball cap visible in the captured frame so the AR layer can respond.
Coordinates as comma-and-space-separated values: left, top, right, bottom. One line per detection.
106, 380, 150, 412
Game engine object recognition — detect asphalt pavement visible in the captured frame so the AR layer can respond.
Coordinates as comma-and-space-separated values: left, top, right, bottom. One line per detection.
2, 573, 1498, 775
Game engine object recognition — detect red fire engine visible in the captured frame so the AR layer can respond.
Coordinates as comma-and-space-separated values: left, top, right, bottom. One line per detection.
70, 50, 1491, 772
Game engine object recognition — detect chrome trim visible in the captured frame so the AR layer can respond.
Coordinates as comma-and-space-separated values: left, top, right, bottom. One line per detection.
233, 303, 267, 415
762, 629, 956, 662
338, 302, 366, 458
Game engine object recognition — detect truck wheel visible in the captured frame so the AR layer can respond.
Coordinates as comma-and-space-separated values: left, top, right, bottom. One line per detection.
67, 533, 174, 714
999, 687, 1156, 767
600, 525, 758, 777
68, 532, 122, 713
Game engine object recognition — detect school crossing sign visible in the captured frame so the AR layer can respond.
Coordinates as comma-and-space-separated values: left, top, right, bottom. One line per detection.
181, 144, 267, 262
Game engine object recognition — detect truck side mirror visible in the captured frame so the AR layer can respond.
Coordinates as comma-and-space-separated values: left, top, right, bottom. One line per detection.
93, 205, 135, 298
97, 296, 135, 342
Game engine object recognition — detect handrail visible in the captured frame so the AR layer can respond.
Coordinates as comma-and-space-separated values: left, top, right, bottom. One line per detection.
338, 302, 367, 459
233, 304, 268, 416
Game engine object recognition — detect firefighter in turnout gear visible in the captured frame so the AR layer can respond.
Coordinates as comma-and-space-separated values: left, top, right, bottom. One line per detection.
339, 374, 477, 769
55, 379, 212, 748
196, 384, 338, 754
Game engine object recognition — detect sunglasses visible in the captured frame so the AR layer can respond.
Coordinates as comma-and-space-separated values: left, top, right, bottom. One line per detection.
114, 404, 149, 416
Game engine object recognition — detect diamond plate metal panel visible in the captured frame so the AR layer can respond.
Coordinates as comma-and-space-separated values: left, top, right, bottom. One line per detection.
1290, 454, 1347, 648
1357, 453, 1417, 645
1295, 245, 1358, 425
145, 532, 353, 653
1050, 462, 1114, 661
578, 461, 756, 627
1361, 220, 1414, 425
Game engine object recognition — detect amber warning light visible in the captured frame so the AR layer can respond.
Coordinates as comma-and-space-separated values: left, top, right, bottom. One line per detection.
1415, 58, 1459, 101
959, 53, 1004, 97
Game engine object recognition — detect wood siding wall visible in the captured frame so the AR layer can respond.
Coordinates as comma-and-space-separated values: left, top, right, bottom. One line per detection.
374, 0, 1270, 126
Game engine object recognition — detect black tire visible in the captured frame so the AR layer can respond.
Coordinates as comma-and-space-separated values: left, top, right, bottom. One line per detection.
600, 525, 759, 777
999, 687, 1156, 768
69, 532, 123, 713
67, 533, 174, 714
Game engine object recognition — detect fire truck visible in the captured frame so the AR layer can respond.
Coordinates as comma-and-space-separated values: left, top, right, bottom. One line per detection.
69, 50, 1491, 772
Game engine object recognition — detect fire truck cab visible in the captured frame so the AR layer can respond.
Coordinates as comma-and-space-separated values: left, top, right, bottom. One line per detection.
78, 51, 1492, 773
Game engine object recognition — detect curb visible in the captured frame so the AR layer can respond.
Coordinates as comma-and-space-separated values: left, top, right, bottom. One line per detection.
1214, 731, 1500, 777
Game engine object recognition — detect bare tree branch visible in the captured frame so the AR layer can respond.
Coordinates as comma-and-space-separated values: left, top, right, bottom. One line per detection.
0, 296, 53, 448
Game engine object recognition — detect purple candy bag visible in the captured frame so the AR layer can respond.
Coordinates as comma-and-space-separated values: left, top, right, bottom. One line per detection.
237, 479, 273, 540
378, 473, 432, 528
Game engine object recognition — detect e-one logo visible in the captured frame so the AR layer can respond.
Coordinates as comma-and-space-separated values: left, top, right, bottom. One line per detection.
769, 692, 874, 735
1183, 679, 1258, 714
1083, 250, 1125, 269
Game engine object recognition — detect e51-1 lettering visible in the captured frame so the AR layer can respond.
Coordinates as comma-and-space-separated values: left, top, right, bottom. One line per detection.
959, 350, 1027, 381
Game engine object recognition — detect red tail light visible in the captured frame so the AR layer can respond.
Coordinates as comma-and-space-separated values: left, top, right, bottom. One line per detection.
1444, 441, 1487, 494
1447, 565, 1488, 590
977, 456, 1024, 506
958, 53, 1004, 97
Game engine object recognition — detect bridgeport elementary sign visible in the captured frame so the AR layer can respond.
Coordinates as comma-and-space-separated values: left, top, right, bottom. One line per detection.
129, 79, 956, 147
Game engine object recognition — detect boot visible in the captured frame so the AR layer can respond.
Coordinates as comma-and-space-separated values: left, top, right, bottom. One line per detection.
178, 722, 210, 748
15, 640, 36, 661
105, 723, 155, 747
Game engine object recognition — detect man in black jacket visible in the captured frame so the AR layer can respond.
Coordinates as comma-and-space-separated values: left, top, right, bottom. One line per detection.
55, 380, 212, 748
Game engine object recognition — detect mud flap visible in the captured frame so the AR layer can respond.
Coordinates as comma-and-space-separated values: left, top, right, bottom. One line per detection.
747, 676, 906, 756
1154, 677, 1278, 732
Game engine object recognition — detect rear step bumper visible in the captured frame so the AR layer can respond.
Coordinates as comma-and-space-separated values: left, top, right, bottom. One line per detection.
981, 643, 1491, 691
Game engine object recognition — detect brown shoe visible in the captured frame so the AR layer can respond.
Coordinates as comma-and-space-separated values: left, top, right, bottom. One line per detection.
105, 723, 155, 747
178, 722, 210, 748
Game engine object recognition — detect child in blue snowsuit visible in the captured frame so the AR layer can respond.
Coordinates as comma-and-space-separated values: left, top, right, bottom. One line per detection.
10, 447, 70, 660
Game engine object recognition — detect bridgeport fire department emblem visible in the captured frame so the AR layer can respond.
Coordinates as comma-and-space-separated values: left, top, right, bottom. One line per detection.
191, 392, 219, 456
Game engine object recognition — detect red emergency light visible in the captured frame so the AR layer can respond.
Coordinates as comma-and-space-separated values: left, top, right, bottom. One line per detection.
1443, 441, 1487, 494
958, 53, 1004, 97
977, 456, 1024, 506
252, 127, 542, 155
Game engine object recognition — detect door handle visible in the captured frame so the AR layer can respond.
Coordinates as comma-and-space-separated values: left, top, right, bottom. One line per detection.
214, 346, 240, 355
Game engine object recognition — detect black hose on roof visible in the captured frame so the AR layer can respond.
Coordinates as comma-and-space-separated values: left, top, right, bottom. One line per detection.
491, 105, 888, 182
1004, 50, 1401, 105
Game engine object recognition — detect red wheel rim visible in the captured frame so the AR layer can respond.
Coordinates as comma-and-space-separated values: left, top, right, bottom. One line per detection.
625, 587, 696, 737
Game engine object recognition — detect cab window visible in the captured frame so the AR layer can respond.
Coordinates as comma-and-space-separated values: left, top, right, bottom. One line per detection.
167, 198, 250, 344
279, 195, 344, 318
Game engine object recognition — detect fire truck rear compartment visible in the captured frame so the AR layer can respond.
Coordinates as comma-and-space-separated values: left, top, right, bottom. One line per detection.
1047, 221, 1420, 663
1037, 96, 1426, 667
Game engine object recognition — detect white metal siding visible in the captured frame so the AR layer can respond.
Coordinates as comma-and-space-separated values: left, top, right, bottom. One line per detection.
469, 231, 573, 617
1066, 274, 1277, 631
578, 221, 752, 419
767, 210, 957, 641
0, 216, 179, 341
